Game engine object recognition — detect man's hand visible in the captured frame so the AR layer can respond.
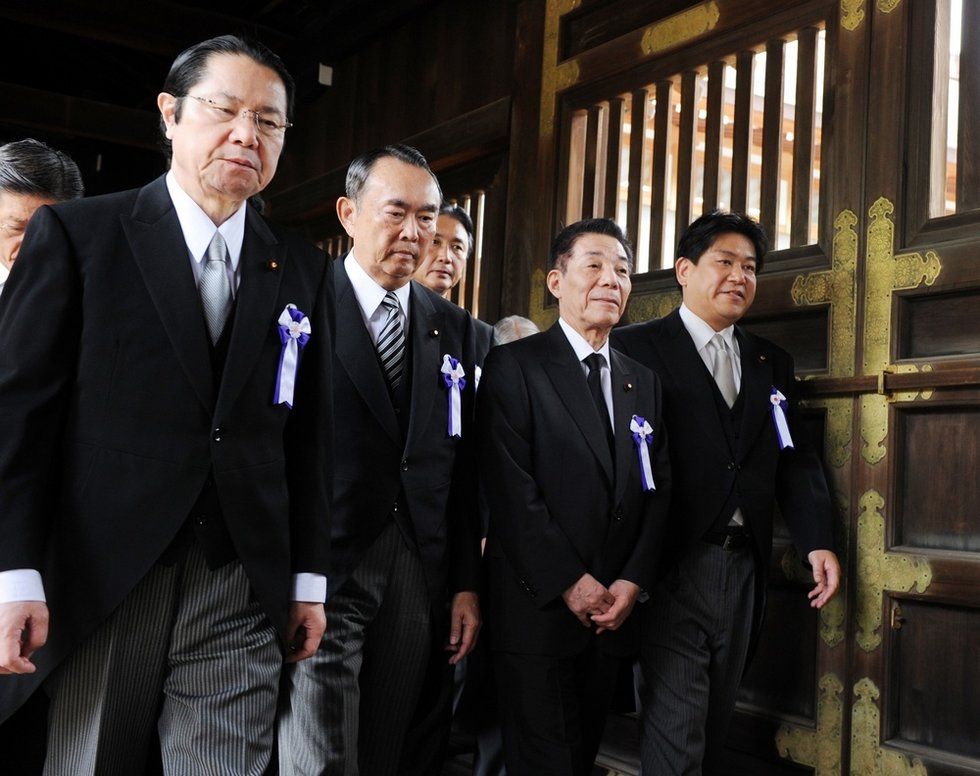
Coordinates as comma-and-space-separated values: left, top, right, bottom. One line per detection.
0, 601, 49, 675
284, 601, 326, 663
807, 550, 841, 609
446, 591, 481, 665
592, 579, 641, 634
562, 573, 615, 627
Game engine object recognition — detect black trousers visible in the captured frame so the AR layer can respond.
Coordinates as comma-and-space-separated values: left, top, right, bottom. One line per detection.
494, 641, 622, 776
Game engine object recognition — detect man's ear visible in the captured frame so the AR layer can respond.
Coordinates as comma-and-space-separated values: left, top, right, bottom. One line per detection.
546, 268, 562, 300
675, 257, 692, 287
157, 93, 178, 140
337, 197, 357, 238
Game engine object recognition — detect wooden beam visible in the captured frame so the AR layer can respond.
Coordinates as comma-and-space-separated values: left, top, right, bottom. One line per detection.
731, 50, 754, 213
791, 28, 817, 246
0, 82, 158, 149
760, 38, 785, 245
603, 97, 624, 219
625, 88, 647, 248
703, 60, 725, 213
675, 70, 697, 242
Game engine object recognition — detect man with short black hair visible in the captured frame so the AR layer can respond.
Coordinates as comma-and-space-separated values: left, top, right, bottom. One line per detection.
0, 138, 83, 298
279, 144, 482, 776
477, 217, 670, 776
612, 209, 840, 774
0, 35, 331, 774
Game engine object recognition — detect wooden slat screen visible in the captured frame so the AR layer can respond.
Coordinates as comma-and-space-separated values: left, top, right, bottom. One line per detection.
559, 24, 828, 273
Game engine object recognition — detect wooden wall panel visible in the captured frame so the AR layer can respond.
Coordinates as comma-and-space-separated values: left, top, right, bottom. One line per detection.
741, 309, 830, 373
898, 289, 980, 359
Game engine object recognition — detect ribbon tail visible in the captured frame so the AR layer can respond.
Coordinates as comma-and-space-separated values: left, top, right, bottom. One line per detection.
276, 340, 299, 408
638, 442, 655, 491
449, 384, 462, 438
773, 404, 795, 449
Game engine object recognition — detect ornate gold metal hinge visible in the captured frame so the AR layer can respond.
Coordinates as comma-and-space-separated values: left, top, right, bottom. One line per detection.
776, 673, 844, 774
850, 678, 928, 774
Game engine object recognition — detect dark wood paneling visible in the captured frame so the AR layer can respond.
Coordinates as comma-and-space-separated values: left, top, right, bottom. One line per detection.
603, 96, 625, 218
760, 37, 785, 244
896, 408, 980, 553
731, 50, 755, 213
648, 79, 672, 269
891, 599, 980, 759
738, 585, 818, 719
955, 0, 980, 212
559, 0, 695, 60
675, 70, 697, 241
582, 104, 601, 219
791, 27, 817, 246
703, 60, 725, 213
740, 309, 829, 373
626, 88, 648, 247
898, 289, 980, 360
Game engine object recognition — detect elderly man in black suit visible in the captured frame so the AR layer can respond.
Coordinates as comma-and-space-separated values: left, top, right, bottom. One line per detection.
0, 35, 331, 774
278, 144, 482, 776
611, 210, 840, 774
477, 218, 670, 776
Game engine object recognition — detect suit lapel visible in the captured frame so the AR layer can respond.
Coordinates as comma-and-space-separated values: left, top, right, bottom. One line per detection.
735, 328, 773, 459
333, 259, 401, 446
610, 349, 637, 504
122, 176, 214, 413
404, 282, 442, 451
541, 324, 613, 485
213, 207, 286, 422
653, 310, 729, 453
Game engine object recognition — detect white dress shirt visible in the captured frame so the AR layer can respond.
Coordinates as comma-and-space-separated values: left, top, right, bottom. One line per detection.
344, 252, 411, 345
678, 303, 742, 393
558, 317, 615, 428
0, 261, 9, 300
0, 174, 326, 605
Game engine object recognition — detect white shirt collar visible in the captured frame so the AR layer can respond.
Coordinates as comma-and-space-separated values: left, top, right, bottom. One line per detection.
558, 317, 612, 366
679, 303, 738, 355
0, 261, 9, 287
165, 171, 246, 270
344, 251, 412, 322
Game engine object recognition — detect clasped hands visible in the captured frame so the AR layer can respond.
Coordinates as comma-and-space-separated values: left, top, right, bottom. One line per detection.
562, 573, 640, 634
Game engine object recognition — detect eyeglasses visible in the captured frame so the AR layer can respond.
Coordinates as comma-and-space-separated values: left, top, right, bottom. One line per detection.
184, 94, 293, 137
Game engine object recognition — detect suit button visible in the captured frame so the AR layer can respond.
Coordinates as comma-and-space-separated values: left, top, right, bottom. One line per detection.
212, 428, 222, 443
727, 461, 735, 471
195, 515, 207, 527
613, 507, 624, 521
392, 501, 399, 513
401, 458, 409, 472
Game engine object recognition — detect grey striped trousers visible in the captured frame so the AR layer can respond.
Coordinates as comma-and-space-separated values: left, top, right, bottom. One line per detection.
43, 540, 281, 776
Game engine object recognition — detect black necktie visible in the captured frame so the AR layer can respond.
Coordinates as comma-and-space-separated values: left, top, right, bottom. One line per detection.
584, 353, 614, 454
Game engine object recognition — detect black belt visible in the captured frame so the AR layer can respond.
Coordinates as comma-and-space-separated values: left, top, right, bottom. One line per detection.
702, 525, 751, 551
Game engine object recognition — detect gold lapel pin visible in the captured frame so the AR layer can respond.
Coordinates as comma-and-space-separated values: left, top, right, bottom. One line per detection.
266, 259, 280, 271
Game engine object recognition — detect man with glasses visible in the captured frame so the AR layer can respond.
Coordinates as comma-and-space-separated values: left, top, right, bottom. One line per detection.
0, 138, 83, 300
0, 35, 332, 775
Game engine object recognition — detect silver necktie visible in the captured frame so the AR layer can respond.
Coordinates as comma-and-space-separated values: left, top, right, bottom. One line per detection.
376, 291, 406, 390
711, 333, 737, 408
200, 231, 231, 344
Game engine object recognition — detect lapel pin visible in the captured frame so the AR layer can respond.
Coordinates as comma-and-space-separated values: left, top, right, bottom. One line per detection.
758, 353, 767, 363
623, 382, 633, 392
266, 259, 280, 272
429, 328, 439, 337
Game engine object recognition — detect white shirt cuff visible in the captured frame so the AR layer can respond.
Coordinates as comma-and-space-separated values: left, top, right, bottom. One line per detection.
0, 569, 46, 604
291, 573, 327, 603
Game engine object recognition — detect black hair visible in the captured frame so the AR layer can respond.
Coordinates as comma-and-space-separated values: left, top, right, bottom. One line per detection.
439, 203, 474, 258
549, 217, 634, 273
0, 139, 84, 201
675, 210, 768, 272
159, 35, 295, 156
345, 144, 442, 204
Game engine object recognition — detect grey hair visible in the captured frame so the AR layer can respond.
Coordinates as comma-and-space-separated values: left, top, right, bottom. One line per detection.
345, 144, 442, 203
493, 315, 540, 346
0, 139, 84, 201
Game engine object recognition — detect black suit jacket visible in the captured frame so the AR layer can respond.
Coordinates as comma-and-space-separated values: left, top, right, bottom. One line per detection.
611, 309, 833, 569
477, 323, 671, 658
0, 176, 332, 721
328, 258, 480, 604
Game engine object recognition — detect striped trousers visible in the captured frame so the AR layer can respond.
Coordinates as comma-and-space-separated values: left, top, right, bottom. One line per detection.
43, 540, 281, 776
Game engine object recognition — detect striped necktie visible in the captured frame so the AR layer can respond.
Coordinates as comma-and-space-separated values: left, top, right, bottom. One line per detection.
199, 231, 231, 344
710, 333, 737, 408
377, 291, 406, 390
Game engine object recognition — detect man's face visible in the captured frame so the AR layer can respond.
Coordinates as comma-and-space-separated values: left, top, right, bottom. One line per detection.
158, 53, 288, 215
413, 214, 470, 295
337, 157, 441, 291
676, 232, 758, 330
547, 232, 632, 337
0, 191, 56, 271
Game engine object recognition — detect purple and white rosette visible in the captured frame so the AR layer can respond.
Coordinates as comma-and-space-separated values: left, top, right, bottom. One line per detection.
630, 414, 656, 491
274, 304, 311, 408
440, 354, 466, 438
770, 387, 795, 449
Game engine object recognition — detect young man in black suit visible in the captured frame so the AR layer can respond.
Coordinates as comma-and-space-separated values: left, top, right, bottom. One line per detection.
278, 145, 482, 776
0, 36, 331, 774
477, 218, 671, 776
611, 210, 840, 774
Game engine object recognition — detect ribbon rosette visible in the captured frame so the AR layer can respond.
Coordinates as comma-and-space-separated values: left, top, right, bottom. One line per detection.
630, 415, 656, 492
273, 304, 311, 408
770, 387, 795, 450
440, 354, 467, 438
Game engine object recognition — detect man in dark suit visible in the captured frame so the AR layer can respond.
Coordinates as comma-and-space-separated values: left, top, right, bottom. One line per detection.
278, 145, 481, 776
477, 218, 671, 776
0, 36, 331, 774
611, 210, 840, 774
